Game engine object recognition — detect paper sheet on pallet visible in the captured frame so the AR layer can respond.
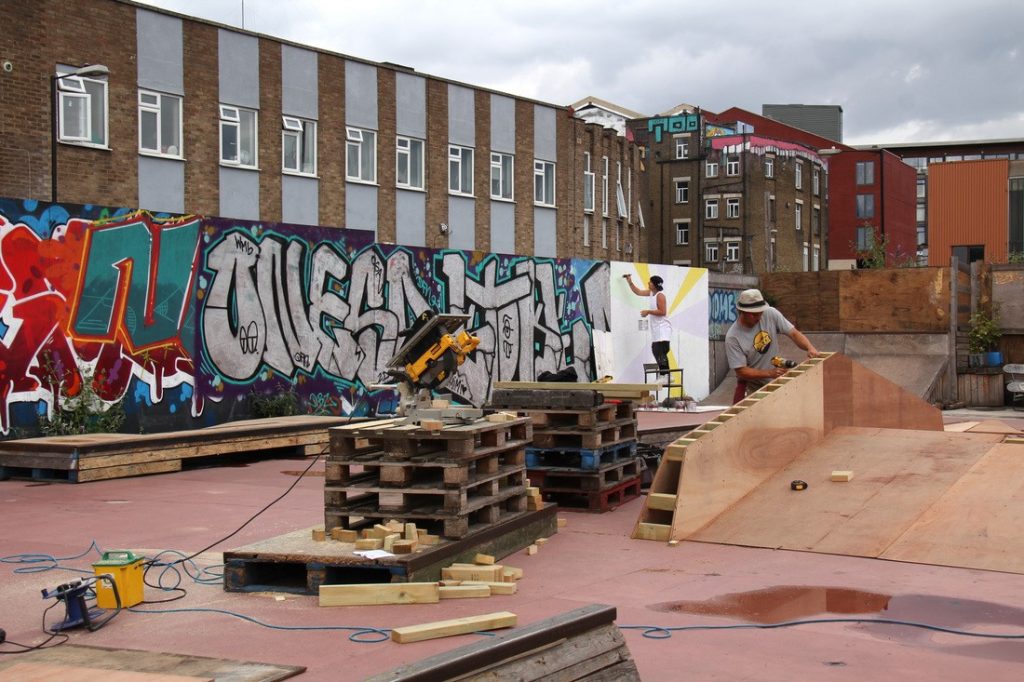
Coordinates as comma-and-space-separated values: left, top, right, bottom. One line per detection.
631, 353, 1024, 575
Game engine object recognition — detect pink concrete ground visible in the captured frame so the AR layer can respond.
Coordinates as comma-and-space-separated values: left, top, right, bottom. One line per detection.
2, 411, 1023, 680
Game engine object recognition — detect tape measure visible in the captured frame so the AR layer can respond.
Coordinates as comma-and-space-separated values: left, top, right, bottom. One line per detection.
790, 480, 808, 491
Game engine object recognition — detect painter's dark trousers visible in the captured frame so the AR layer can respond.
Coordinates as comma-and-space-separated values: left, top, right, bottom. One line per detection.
652, 341, 670, 373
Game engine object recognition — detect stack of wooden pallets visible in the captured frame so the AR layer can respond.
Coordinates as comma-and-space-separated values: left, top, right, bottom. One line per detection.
324, 416, 533, 538
489, 390, 642, 513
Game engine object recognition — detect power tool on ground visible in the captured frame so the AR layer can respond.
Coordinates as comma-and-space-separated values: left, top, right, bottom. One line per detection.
383, 310, 482, 424
772, 356, 798, 369
41, 575, 121, 632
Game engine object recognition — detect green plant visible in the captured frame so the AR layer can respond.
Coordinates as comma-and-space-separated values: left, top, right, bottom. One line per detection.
249, 383, 301, 418
967, 306, 1002, 354
1008, 251, 1024, 264
38, 356, 126, 436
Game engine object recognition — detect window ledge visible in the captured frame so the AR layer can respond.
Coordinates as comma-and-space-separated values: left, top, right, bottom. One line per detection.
346, 178, 379, 187
220, 162, 260, 172
449, 192, 476, 199
59, 140, 110, 151
396, 185, 426, 193
490, 196, 515, 204
283, 170, 319, 179
139, 150, 185, 162
534, 203, 557, 210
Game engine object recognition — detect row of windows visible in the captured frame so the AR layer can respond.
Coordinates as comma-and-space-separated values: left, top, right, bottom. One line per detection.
673, 192, 819, 232
672, 147, 822, 195
581, 215, 634, 253
58, 75, 564, 206
582, 153, 633, 222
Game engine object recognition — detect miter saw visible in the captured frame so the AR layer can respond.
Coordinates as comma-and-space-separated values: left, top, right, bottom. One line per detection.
384, 310, 483, 424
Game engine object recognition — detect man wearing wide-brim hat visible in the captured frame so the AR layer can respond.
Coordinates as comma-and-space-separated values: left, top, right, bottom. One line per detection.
725, 288, 821, 403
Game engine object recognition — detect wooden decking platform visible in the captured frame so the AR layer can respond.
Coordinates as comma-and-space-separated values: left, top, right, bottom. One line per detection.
224, 504, 557, 594
0, 415, 357, 482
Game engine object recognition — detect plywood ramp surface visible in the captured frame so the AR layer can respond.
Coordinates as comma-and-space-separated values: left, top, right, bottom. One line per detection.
882, 442, 1024, 573
690, 427, 1003, 558
944, 419, 1021, 435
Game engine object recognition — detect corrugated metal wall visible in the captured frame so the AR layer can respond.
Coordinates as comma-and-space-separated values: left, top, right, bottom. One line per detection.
928, 159, 1009, 265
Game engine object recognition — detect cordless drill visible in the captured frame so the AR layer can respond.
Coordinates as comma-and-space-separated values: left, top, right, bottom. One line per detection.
771, 356, 797, 369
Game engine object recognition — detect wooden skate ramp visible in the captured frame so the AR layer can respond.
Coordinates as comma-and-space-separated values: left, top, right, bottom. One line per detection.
633, 353, 1024, 574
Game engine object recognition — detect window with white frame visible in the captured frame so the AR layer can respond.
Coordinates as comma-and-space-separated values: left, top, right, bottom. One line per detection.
706, 159, 719, 177
583, 214, 590, 246
856, 193, 875, 218
675, 219, 690, 245
615, 166, 627, 218
139, 90, 182, 157
675, 180, 689, 204
675, 137, 689, 159
795, 202, 803, 230
706, 199, 719, 219
726, 155, 740, 176
57, 71, 108, 147
396, 136, 424, 189
803, 243, 810, 271
795, 161, 803, 189
282, 116, 316, 175
601, 156, 609, 216
601, 218, 608, 249
768, 195, 776, 223
856, 161, 875, 185
583, 152, 595, 213
346, 127, 377, 182
220, 104, 257, 167
448, 145, 474, 195
813, 167, 820, 195
616, 222, 621, 251
726, 241, 740, 262
627, 169, 632, 222
534, 160, 555, 206
813, 206, 821, 234
813, 245, 820, 271
705, 241, 719, 262
764, 156, 774, 178
491, 152, 514, 200
726, 197, 740, 218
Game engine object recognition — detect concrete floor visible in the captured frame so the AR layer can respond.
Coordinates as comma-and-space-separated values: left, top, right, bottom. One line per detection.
2, 411, 1023, 680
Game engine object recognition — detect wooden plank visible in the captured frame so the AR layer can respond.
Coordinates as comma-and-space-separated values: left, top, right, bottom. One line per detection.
646, 493, 677, 511
634, 523, 671, 541
438, 584, 491, 599
390, 612, 517, 643
690, 427, 1002, 558
882, 443, 1024, 573
0, 663, 211, 681
318, 582, 440, 606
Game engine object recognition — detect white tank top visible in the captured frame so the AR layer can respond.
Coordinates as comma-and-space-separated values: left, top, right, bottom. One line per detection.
648, 293, 671, 342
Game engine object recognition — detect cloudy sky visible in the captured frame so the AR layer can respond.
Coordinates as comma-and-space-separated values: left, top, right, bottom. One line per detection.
135, 0, 1023, 146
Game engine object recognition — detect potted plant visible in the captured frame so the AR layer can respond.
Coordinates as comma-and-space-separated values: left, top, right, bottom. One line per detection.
967, 307, 1002, 368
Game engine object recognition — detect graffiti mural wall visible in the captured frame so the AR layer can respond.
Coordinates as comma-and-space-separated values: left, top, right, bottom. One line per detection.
1, 198, 697, 439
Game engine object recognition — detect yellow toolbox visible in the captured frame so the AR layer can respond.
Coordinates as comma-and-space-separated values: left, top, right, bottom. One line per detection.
92, 550, 145, 608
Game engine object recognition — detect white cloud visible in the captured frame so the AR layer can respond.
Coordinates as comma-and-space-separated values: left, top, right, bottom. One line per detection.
134, 0, 1024, 144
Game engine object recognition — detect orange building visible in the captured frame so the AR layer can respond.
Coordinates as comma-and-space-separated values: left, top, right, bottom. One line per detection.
927, 158, 1024, 265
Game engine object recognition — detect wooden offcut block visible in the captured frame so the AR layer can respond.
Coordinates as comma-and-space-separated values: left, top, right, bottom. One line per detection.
354, 538, 384, 550
462, 580, 517, 595
831, 470, 854, 482
535, 537, 548, 545
526, 544, 538, 556
390, 612, 517, 643
311, 529, 326, 542
441, 565, 504, 582
383, 533, 401, 552
418, 533, 441, 546
330, 527, 358, 542
502, 566, 524, 581
474, 553, 496, 565
404, 523, 418, 540
420, 419, 444, 432
486, 411, 518, 422
557, 517, 568, 528
392, 539, 417, 554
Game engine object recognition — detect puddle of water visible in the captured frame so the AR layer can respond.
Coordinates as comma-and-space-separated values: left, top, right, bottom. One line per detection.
650, 585, 891, 624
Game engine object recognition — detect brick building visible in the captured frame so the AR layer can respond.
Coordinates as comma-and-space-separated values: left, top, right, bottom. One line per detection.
631, 108, 829, 274
0, 0, 643, 262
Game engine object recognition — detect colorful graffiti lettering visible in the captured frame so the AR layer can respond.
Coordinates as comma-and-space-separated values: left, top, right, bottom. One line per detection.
647, 114, 700, 143
709, 288, 739, 340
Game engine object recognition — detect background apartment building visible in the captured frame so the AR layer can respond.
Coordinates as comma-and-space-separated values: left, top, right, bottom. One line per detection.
630, 109, 829, 274
1, 0, 643, 262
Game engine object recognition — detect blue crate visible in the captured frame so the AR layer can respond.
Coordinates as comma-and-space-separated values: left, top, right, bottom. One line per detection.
526, 441, 637, 471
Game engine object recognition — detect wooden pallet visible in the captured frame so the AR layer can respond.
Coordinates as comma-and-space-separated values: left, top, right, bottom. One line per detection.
325, 417, 533, 538
532, 418, 638, 450
329, 417, 532, 458
529, 456, 641, 492
519, 401, 636, 429
543, 475, 642, 513
224, 506, 557, 594
526, 440, 637, 470
0, 415, 350, 482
